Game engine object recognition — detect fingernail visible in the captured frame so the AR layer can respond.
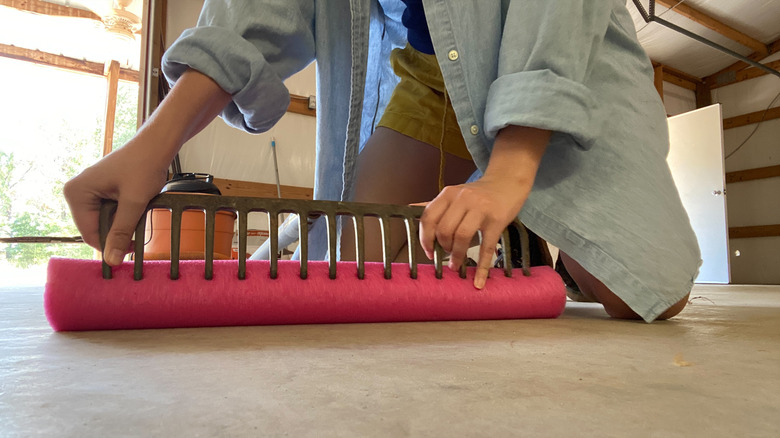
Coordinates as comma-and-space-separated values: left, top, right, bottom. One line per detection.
105, 249, 124, 266
474, 276, 486, 290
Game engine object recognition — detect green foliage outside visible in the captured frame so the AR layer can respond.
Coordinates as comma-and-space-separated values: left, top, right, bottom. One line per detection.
1, 82, 139, 268
113, 81, 141, 151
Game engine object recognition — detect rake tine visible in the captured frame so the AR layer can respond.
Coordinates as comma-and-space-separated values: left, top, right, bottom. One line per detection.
434, 241, 443, 279
327, 213, 337, 279
269, 211, 279, 279
517, 221, 532, 277
204, 208, 215, 280
379, 215, 392, 280
298, 212, 308, 280
238, 209, 248, 280
499, 228, 512, 278
133, 210, 147, 281
404, 216, 417, 279
170, 206, 182, 280
99, 200, 117, 280
354, 214, 365, 280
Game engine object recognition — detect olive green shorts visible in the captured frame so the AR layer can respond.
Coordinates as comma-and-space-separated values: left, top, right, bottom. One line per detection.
377, 44, 472, 161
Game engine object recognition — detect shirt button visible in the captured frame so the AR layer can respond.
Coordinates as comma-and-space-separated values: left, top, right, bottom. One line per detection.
470, 125, 479, 135
447, 50, 459, 61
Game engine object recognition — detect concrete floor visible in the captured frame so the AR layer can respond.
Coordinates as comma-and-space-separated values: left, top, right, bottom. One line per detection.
1, 283, 779, 437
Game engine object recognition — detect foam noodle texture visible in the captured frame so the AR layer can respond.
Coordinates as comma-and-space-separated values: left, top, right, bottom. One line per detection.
45, 258, 566, 331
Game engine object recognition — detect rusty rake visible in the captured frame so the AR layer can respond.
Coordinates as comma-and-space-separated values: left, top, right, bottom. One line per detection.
98, 193, 532, 281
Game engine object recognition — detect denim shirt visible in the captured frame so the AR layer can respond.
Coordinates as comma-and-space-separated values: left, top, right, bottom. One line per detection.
162, 0, 701, 322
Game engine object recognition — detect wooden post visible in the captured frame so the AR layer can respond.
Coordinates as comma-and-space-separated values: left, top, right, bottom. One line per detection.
653, 64, 665, 102
695, 82, 712, 108
138, 0, 167, 125
102, 60, 121, 157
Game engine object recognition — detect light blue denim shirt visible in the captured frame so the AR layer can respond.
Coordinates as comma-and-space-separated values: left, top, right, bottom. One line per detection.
162, 0, 701, 322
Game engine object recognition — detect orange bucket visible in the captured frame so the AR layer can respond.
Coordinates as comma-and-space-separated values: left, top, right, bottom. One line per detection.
144, 209, 237, 260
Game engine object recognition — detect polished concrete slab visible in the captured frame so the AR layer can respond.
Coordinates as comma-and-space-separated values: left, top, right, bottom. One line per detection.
1, 284, 779, 437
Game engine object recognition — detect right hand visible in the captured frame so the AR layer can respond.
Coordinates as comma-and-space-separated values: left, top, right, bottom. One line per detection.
64, 134, 171, 266
63, 70, 232, 266
60, 67, 235, 265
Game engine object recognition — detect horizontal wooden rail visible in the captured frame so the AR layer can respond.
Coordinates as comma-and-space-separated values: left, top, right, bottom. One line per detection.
0, 43, 139, 82
288, 95, 316, 117
1, 44, 316, 118
706, 38, 780, 89
729, 225, 780, 239
726, 165, 780, 184
708, 59, 780, 89
723, 106, 780, 130
213, 178, 313, 200
0, 0, 100, 20
0, 236, 83, 244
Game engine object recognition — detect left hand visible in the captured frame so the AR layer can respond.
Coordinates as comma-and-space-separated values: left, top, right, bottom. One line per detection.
418, 175, 530, 288
418, 125, 551, 289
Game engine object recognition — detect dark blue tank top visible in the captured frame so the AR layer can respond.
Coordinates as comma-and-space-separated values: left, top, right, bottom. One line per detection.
400, 0, 435, 54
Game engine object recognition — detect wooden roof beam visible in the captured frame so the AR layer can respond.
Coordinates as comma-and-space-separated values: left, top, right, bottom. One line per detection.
705, 37, 780, 88
707, 59, 780, 89
651, 61, 702, 91
655, 0, 768, 56
0, 0, 100, 21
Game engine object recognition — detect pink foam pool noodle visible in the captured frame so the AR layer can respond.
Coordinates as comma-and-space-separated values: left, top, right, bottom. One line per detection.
44, 258, 566, 331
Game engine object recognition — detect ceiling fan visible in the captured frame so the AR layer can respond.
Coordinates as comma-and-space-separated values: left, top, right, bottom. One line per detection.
80, 0, 141, 41
38, 0, 142, 43
45, 0, 144, 61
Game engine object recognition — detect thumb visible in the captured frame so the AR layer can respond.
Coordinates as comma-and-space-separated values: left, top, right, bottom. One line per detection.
103, 199, 147, 266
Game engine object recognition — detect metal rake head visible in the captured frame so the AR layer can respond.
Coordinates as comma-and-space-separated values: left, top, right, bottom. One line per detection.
99, 193, 532, 281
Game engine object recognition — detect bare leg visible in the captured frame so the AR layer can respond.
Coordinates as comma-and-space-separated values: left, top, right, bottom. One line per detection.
559, 252, 689, 320
341, 127, 477, 263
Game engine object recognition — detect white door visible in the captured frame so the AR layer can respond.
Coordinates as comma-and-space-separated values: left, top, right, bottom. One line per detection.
667, 104, 730, 283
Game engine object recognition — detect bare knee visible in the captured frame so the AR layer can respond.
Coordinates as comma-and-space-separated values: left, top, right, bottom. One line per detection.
602, 292, 689, 321
559, 252, 688, 321
654, 294, 690, 320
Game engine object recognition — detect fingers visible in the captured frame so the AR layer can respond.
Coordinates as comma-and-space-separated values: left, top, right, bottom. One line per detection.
446, 210, 480, 272
418, 194, 450, 260
416, 178, 529, 289
103, 197, 148, 266
419, 188, 498, 287
474, 227, 502, 289
435, 199, 467, 255
420, 186, 474, 260
63, 178, 102, 250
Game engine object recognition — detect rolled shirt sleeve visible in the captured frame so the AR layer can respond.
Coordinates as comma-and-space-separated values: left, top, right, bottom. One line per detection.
161, 0, 316, 134
484, 0, 617, 150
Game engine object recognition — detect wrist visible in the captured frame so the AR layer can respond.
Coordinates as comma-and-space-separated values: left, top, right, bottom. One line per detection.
140, 69, 232, 153
484, 125, 551, 185
124, 126, 181, 174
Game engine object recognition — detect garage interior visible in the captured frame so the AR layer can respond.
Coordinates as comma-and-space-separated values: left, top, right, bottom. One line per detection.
1, 1, 778, 436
